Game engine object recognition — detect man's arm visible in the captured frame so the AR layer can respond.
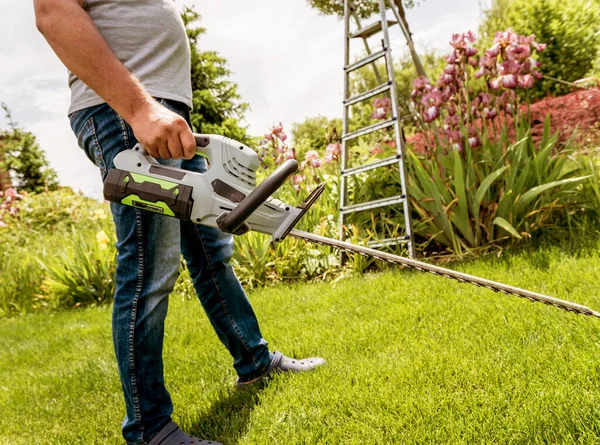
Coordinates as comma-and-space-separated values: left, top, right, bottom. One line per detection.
34, 0, 196, 160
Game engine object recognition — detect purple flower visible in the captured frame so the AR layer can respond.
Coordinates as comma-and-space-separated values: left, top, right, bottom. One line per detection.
445, 50, 458, 64
421, 90, 444, 107
468, 136, 482, 148
453, 142, 464, 153
518, 74, 535, 89
446, 130, 462, 142
486, 43, 501, 58
373, 97, 390, 108
465, 46, 478, 57
489, 78, 501, 90
444, 64, 458, 75
502, 74, 517, 89
423, 105, 440, 123
371, 107, 388, 120
484, 107, 498, 120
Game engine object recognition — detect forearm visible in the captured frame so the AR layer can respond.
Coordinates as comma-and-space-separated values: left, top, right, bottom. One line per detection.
34, 0, 153, 123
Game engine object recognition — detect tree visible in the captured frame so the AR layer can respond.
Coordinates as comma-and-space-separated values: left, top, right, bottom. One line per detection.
479, 0, 600, 98
306, 0, 428, 78
182, 8, 252, 145
0, 103, 58, 194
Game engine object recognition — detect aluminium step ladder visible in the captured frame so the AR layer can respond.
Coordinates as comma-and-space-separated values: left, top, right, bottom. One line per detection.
340, 0, 415, 257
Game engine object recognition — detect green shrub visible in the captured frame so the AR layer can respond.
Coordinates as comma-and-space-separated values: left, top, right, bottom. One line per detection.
36, 227, 117, 310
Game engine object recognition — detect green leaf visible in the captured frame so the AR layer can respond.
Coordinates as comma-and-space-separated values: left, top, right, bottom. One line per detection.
493, 217, 522, 239
518, 176, 591, 209
475, 166, 508, 209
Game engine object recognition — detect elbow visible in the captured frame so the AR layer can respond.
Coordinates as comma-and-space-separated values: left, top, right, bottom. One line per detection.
34, 0, 58, 34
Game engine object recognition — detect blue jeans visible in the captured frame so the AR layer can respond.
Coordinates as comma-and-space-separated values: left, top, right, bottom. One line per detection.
69, 99, 271, 444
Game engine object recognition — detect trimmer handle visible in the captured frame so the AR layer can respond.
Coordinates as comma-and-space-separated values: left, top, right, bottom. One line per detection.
217, 159, 298, 235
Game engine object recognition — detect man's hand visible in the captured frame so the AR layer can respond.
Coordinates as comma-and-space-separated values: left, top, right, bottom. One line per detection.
34, 0, 196, 160
129, 101, 197, 160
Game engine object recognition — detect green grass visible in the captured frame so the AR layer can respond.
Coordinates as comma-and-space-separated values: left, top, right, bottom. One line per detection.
2, 241, 600, 445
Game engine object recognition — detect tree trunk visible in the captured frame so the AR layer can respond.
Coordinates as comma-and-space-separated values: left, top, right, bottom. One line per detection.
0, 135, 13, 192
391, 0, 428, 78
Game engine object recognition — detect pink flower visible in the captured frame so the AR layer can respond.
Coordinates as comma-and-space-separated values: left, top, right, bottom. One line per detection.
444, 64, 458, 75
421, 90, 444, 107
371, 107, 388, 120
369, 145, 384, 156
534, 42, 547, 52
484, 107, 498, 120
423, 106, 440, 123
453, 142, 464, 153
489, 78, 501, 90
413, 76, 430, 90
446, 130, 462, 142
373, 97, 390, 109
279, 132, 288, 142
445, 50, 458, 64
468, 137, 482, 148
4, 188, 16, 198
325, 143, 340, 163
502, 74, 517, 89
518, 74, 535, 89
271, 123, 283, 134
465, 46, 478, 57
310, 158, 322, 168
305, 150, 319, 161
445, 114, 460, 127
486, 43, 501, 58
264, 133, 273, 141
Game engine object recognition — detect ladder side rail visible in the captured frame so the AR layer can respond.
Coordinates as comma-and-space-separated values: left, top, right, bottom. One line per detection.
340, 0, 352, 242
378, 0, 416, 257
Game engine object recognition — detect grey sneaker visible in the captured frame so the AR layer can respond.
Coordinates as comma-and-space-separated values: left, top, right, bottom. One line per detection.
237, 350, 326, 387
148, 421, 222, 445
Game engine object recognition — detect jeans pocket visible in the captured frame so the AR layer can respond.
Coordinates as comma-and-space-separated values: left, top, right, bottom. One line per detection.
76, 117, 108, 178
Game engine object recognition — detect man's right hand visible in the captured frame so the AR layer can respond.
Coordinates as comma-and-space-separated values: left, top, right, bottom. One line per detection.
129, 100, 197, 160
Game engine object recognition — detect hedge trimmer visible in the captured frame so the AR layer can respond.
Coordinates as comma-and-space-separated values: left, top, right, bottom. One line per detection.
103, 134, 600, 318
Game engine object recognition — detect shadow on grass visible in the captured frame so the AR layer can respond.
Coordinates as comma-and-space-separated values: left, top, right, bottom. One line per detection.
190, 385, 265, 445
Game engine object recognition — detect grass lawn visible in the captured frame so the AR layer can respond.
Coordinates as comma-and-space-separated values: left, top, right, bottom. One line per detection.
1, 240, 600, 444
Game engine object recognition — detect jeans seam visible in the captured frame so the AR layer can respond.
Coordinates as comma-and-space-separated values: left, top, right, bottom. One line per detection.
117, 115, 132, 150
89, 118, 108, 176
194, 224, 264, 371
130, 209, 145, 443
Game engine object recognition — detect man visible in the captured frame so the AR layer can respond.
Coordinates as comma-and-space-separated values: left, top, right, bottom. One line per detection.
33, 1, 326, 444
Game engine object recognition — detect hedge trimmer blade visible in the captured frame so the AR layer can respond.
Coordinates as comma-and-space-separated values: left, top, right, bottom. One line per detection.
290, 230, 600, 318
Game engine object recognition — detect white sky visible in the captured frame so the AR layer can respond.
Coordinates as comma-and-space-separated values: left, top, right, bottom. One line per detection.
0, 0, 482, 199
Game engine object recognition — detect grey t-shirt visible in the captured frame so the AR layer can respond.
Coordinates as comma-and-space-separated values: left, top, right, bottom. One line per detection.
68, 0, 192, 114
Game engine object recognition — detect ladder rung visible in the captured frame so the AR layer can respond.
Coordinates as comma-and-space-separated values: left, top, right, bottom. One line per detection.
341, 195, 406, 215
350, 20, 398, 40
344, 49, 387, 73
367, 236, 411, 249
344, 82, 392, 107
343, 118, 396, 142
341, 155, 400, 177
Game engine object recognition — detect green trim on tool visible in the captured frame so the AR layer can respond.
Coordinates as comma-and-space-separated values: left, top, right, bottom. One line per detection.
121, 195, 175, 217
195, 151, 210, 160
130, 173, 178, 191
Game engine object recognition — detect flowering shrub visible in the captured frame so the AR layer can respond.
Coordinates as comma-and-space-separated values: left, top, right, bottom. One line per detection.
411, 30, 547, 156
0, 188, 25, 227
402, 30, 596, 256
259, 122, 341, 193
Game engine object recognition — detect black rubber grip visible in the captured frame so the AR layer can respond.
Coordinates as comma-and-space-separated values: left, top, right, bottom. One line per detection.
217, 159, 298, 234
